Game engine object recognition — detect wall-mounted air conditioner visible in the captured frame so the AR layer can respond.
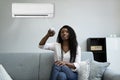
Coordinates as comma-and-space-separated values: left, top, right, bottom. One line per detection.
12, 3, 54, 18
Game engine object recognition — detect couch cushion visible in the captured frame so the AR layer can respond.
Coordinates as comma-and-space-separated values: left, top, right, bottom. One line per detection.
39, 52, 54, 80
0, 64, 13, 80
0, 53, 40, 80
89, 60, 110, 80
78, 61, 90, 80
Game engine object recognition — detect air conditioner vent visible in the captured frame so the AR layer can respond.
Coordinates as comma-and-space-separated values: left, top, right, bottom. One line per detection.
12, 3, 54, 18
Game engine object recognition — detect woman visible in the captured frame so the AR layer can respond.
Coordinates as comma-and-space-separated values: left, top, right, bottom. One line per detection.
39, 25, 81, 80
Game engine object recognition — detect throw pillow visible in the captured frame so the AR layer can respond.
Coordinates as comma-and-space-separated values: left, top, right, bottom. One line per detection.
0, 64, 13, 80
89, 61, 110, 80
78, 61, 90, 80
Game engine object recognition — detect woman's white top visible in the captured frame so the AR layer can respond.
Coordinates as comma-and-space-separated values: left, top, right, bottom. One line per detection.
39, 42, 81, 71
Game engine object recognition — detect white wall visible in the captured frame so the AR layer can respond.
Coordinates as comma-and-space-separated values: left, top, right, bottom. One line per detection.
0, 0, 120, 53
106, 37, 120, 73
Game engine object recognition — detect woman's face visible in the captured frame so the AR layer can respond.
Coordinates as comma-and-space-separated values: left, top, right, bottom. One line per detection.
60, 28, 69, 40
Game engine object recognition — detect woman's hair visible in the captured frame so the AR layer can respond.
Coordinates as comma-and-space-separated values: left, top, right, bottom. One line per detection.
57, 25, 78, 62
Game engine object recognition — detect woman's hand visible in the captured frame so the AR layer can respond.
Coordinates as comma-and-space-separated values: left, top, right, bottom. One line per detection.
39, 28, 55, 45
55, 61, 66, 66
47, 29, 55, 37
55, 60, 76, 69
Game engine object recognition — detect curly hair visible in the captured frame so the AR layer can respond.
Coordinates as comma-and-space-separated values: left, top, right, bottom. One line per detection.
57, 25, 78, 62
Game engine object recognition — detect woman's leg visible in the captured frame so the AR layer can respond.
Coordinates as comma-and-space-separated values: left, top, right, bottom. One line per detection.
50, 64, 61, 80
57, 72, 67, 80
61, 65, 78, 80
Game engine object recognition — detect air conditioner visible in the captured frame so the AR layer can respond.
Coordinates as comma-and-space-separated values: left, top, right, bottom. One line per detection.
12, 3, 54, 18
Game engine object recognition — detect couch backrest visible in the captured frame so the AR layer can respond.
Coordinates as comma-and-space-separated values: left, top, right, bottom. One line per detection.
0, 52, 93, 80
0, 53, 40, 80
81, 51, 94, 61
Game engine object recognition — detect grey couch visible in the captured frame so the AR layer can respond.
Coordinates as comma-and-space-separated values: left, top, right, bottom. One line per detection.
0, 52, 119, 80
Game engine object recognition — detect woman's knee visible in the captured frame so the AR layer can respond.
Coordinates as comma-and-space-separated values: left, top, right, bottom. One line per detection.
61, 66, 78, 80
52, 64, 61, 70
57, 72, 67, 80
61, 65, 70, 71
68, 72, 78, 80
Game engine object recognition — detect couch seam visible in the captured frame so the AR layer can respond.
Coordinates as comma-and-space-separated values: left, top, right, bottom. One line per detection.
38, 53, 41, 80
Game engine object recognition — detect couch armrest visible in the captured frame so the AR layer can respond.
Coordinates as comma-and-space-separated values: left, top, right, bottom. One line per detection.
103, 69, 120, 80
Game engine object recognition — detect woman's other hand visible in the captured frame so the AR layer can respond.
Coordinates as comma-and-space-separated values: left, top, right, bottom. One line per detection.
55, 61, 66, 66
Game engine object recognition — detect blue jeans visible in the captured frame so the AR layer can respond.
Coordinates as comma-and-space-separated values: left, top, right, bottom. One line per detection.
50, 64, 78, 80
